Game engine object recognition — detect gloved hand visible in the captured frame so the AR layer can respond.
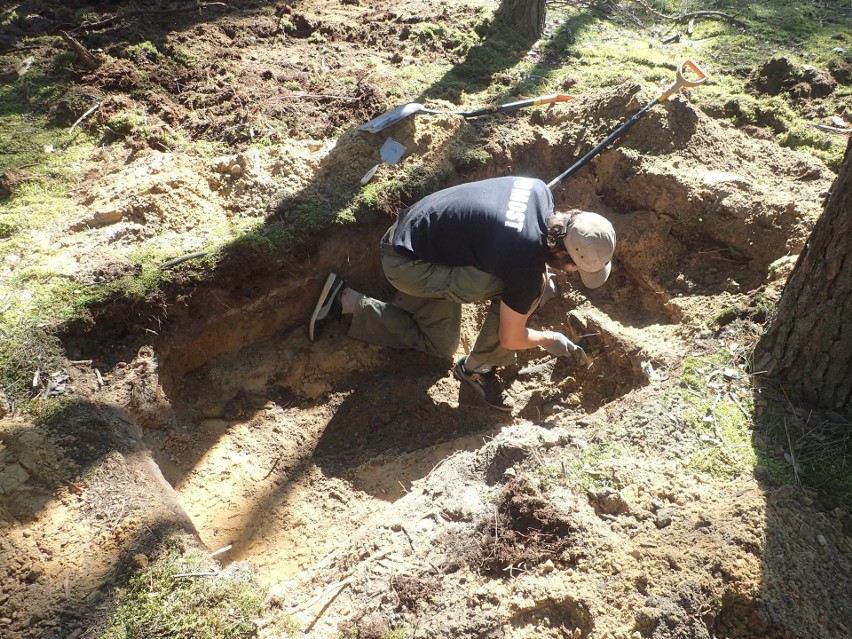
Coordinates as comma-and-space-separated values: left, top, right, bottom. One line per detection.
539, 272, 559, 308
545, 332, 589, 365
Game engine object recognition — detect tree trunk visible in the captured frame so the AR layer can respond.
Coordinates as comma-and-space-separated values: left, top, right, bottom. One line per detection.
754, 140, 852, 419
497, 0, 546, 41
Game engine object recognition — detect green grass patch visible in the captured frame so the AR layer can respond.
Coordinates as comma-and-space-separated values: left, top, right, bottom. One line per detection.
102, 536, 267, 639
535, 440, 638, 493
755, 398, 852, 508
225, 222, 296, 254
0, 64, 82, 175
345, 177, 407, 221
0, 323, 64, 405
126, 41, 161, 64
452, 146, 492, 171
102, 108, 185, 148
679, 354, 760, 479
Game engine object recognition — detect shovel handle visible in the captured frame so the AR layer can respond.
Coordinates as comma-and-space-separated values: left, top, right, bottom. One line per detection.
462, 94, 574, 118
659, 59, 708, 102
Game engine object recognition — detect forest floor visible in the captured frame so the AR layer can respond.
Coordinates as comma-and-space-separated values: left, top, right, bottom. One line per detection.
1, 1, 851, 638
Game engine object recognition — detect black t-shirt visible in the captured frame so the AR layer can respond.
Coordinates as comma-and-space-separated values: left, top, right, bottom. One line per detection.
390, 176, 553, 314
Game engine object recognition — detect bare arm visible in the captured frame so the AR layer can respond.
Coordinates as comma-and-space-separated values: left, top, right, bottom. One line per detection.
497, 301, 557, 351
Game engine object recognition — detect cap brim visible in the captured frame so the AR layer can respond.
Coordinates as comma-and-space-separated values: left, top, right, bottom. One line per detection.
578, 261, 611, 289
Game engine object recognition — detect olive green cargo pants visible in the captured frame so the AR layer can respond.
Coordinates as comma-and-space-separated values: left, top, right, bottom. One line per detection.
348, 245, 534, 369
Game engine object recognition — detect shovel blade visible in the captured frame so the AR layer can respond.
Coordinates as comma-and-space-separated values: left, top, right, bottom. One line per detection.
380, 138, 407, 165
357, 102, 425, 133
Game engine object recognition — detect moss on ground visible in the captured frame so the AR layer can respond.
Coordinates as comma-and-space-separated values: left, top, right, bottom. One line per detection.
101, 536, 267, 639
678, 353, 760, 479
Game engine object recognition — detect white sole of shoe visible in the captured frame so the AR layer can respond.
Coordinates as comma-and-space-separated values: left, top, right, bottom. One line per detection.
453, 362, 513, 413
309, 273, 343, 341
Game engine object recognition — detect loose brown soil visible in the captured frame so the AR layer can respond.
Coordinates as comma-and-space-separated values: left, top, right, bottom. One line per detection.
1, 2, 851, 639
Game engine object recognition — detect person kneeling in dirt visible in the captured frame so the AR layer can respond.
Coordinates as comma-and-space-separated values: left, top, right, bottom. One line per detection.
309, 175, 616, 412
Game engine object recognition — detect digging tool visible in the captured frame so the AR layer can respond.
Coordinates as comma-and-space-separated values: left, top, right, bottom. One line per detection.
547, 59, 708, 190
379, 137, 407, 164
359, 137, 408, 186
357, 93, 575, 134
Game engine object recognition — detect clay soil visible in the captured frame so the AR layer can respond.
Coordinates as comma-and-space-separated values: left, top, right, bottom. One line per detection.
1, 2, 851, 639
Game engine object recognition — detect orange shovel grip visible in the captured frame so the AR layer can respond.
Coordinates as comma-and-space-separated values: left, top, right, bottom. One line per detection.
659, 59, 708, 102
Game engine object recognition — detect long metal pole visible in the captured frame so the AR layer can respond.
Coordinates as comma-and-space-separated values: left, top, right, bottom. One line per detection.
546, 100, 657, 190
547, 59, 709, 192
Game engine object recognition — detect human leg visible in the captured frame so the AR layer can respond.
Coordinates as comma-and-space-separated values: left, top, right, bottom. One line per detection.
348, 292, 461, 357
345, 249, 463, 357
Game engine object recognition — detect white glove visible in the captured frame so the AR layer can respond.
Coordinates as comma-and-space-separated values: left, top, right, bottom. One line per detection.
545, 333, 589, 364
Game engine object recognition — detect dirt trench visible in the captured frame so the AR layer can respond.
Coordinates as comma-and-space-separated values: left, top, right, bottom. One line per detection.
72, 95, 836, 636
131, 167, 663, 581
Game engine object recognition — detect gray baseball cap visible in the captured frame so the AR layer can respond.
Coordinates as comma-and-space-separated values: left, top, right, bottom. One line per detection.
563, 212, 616, 289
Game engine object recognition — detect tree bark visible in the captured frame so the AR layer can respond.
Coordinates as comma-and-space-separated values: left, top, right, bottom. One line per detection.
754, 139, 852, 419
497, 0, 546, 41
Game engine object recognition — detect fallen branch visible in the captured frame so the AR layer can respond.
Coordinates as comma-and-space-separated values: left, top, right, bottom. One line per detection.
161, 251, 208, 269
0, 45, 41, 56
60, 31, 100, 70
630, 0, 748, 30
71, 3, 229, 33
287, 577, 352, 615
280, 93, 360, 102
810, 123, 852, 137
69, 102, 101, 133
674, 11, 749, 30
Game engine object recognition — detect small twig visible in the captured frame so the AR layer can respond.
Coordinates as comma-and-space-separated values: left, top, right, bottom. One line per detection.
69, 102, 101, 133
288, 577, 352, 615
280, 93, 360, 102
782, 416, 801, 485
303, 579, 352, 632
809, 123, 852, 137
209, 544, 232, 557
262, 456, 282, 480
728, 392, 750, 420
174, 571, 218, 578
161, 251, 207, 269
399, 525, 415, 551
409, 616, 421, 639
494, 504, 499, 545
0, 45, 41, 55
711, 412, 723, 442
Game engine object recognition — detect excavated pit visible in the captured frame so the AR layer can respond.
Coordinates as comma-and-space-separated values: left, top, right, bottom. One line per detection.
118, 183, 765, 587
126, 199, 660, 580
37, 85, 844, 638
58, 94, 821, 582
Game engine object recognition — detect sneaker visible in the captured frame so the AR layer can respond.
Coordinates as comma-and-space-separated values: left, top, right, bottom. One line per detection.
309, 272, 345, 341
453, 357, 514, 413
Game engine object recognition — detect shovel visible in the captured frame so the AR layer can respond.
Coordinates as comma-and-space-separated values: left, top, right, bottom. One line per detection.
547, 59, 708, 190
357, 93, 575, 134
